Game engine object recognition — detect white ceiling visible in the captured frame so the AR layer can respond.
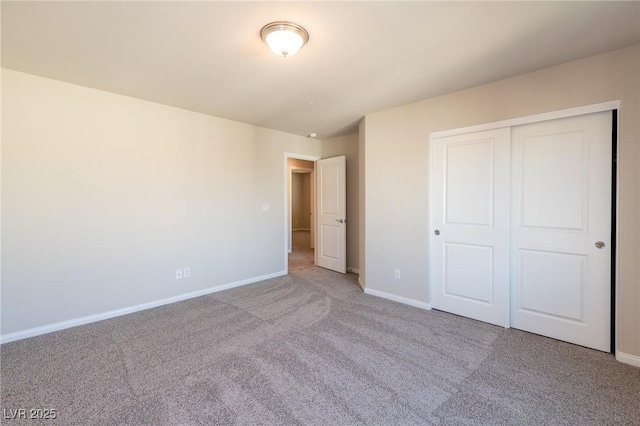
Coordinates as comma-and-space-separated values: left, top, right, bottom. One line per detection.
3, 1, 640, 139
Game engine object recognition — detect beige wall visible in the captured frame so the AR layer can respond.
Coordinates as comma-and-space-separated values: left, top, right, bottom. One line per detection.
322, 134, 360, 272
1, 69, 321, 336
288, 159, 315, 170
362, 44, 640, 358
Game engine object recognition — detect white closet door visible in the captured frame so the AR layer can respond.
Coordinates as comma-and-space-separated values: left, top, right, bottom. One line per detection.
431, 128, 511, 327
511, 112, 611, 352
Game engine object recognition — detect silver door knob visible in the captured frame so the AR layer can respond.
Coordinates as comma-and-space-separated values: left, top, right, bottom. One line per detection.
595, 241, 605, 249
434, 230, 440, 235
336, 219, 344, 223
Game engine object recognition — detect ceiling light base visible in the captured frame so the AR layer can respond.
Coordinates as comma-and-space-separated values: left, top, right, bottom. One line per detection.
261, 21, 309, 58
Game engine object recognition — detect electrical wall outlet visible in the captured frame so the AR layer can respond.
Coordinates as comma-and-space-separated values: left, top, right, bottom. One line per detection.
394, 268, 401, 280
176, 269, 183, 280
183, 267, 191, 278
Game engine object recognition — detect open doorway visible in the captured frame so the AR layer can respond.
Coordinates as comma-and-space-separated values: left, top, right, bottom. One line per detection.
289, 204, 314, 273
291, 170, 312, 233
290, 165, 314, 271
285, 153, 320, 274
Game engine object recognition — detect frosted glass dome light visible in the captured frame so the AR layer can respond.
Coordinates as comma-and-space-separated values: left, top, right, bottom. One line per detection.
261, 22, 309, 58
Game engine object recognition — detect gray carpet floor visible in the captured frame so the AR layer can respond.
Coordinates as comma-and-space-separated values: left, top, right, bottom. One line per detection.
1, 231, 639, 425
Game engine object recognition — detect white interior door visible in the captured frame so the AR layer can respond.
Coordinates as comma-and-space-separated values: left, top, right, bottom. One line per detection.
431, 128, 511, 327
511, 112, 611, 351
316, 155, 346, 273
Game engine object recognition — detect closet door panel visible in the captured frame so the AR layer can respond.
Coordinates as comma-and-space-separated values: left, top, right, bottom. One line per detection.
511, 112, 611, 352
431, 128, 511, 327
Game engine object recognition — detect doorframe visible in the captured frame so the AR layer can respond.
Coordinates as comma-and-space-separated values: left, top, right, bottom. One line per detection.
430, 101, 619, 139
284, 153, 320, 274
428, 100, 620, 353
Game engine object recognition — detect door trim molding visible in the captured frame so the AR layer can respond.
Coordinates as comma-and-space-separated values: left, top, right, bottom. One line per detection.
431, 101, 620, 139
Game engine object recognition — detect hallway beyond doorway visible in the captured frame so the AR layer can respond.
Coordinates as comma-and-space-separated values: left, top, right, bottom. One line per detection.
289, 230, 314, 272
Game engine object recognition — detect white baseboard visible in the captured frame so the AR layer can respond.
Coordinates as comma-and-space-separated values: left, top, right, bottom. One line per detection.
0, 270, 286, 345
347, 267, 360, 274
616, 351, 640, 367
364, 288, 432, 311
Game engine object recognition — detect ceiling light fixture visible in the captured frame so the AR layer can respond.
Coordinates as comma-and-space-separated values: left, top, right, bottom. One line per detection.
260, 21, 309, 58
